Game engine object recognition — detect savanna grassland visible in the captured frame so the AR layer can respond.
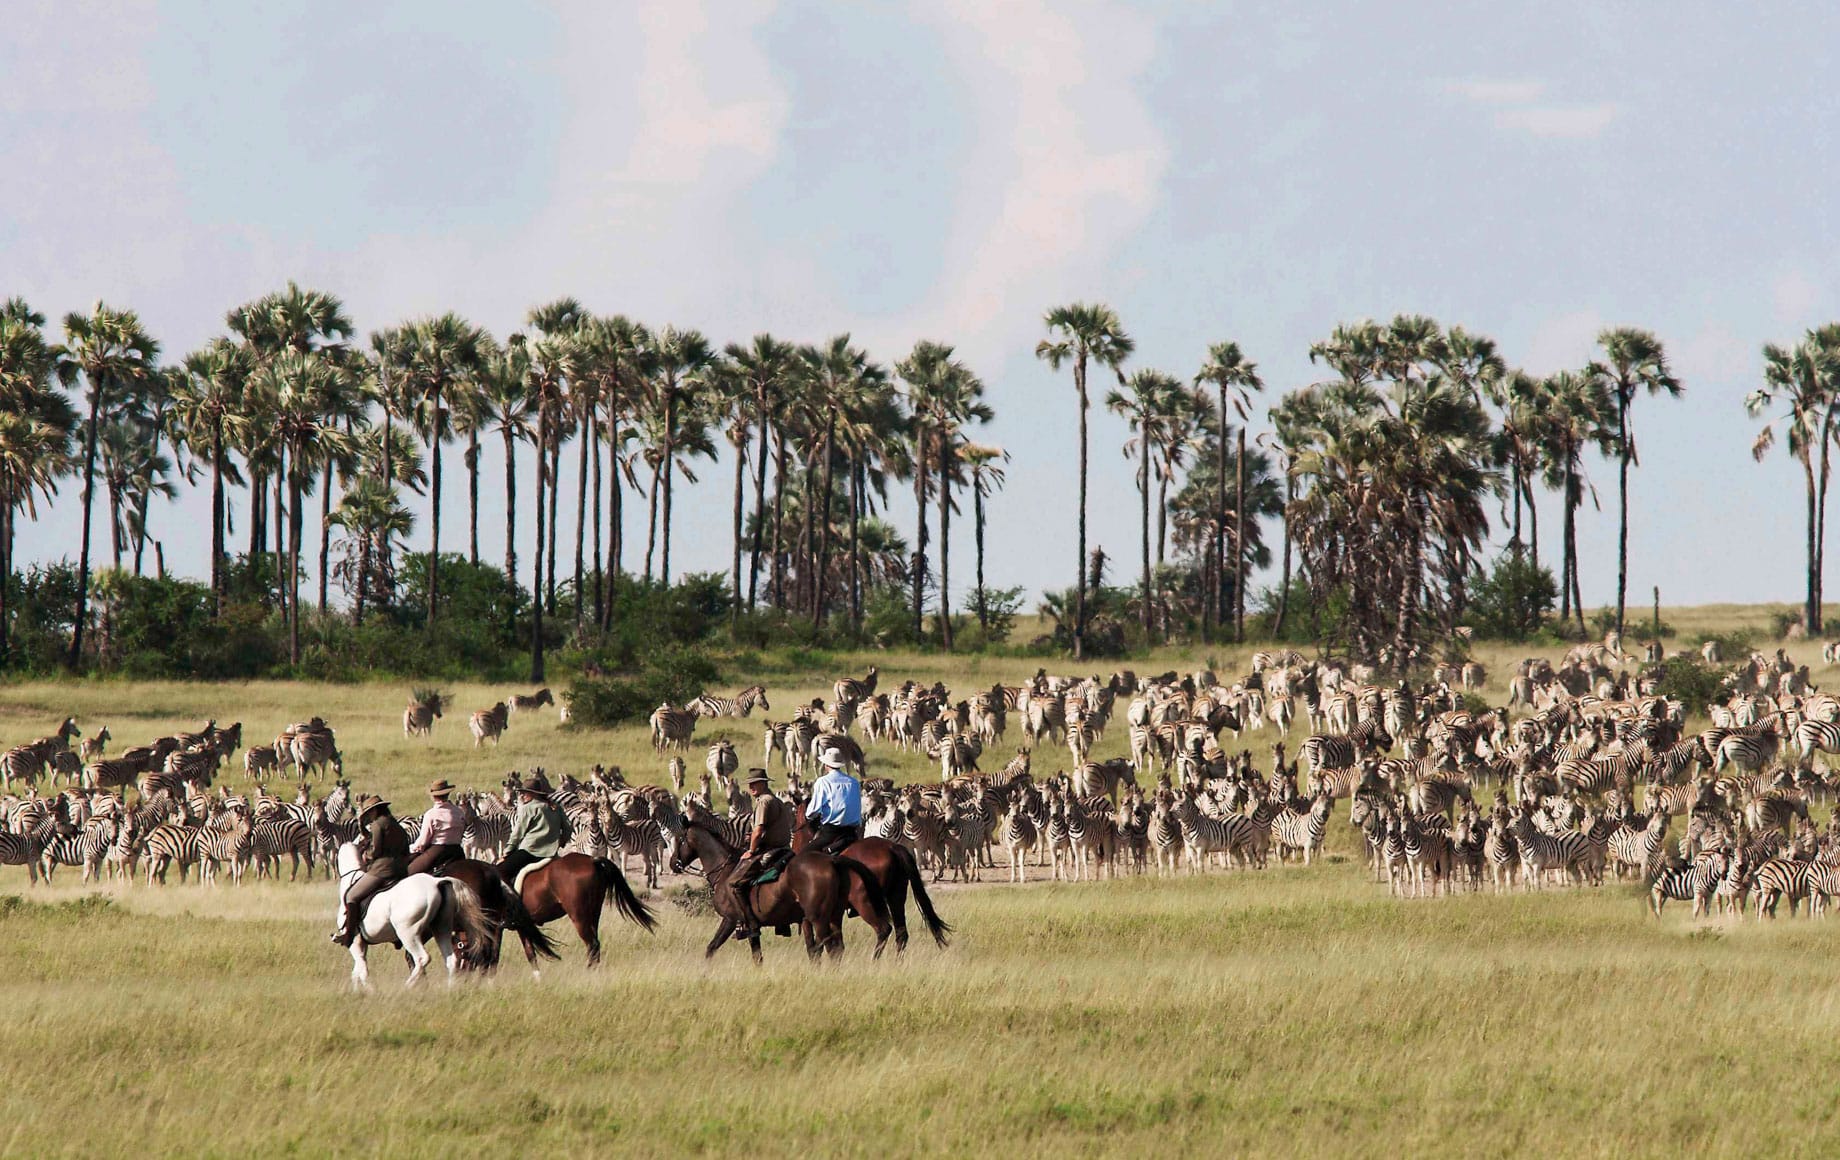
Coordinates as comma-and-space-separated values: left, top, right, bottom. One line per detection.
3, 606, 1839, 1158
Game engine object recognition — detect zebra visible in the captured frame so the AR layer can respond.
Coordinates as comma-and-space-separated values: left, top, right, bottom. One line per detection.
403, 693, 445, 737
251, 817, 315, 881
84, 756, 142, 792
287, 725, 341, 776
1803, 863, 1840, 917
79, 726, 111, 763
1401, 813, 1453, 897
1300, 721, 1392, 774
0, 829, 42, 884
1272, 793, 1331, 865
1649, 854, 1726, 918
689, 685, 770, 719
39, 820, 114, 884
471, 703, 510, 748
1606, 813, 1670, 880
1793, 718, 1840, 769
1148, 796, 1184, 876
705, 739, 738, 783
602, 809, 666, 889
1, 746, 47, 790
1507, 807, 1592, 888
509, 687, 555, 715
1751, 857, 1812, 918
649, 704, 696, 752
834, 666, 879, 707
142, 822, 203, 886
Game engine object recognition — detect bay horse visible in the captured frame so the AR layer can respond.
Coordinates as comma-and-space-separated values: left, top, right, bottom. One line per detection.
670, 810, 893, 964
436, 858, 562, 976
792, 811, 951, 952
506, 852, 658, 966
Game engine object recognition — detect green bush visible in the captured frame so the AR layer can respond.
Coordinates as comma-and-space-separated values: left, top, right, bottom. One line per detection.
564, 645, 722, 728
1651, 656, 1726, 711
1468, 553, 1557, 641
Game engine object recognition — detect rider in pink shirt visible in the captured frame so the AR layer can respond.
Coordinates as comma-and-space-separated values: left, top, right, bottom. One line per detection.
406, 779, 468, 875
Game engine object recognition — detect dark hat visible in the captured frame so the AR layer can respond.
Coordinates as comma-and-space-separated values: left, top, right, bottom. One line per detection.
746, 768, 771, 788
520, 775, 547, 794
427, 779, 455, 798
359, 795, 390, 816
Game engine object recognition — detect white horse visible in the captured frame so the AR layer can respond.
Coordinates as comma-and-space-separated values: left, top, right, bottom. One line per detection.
333, 843, 495, 990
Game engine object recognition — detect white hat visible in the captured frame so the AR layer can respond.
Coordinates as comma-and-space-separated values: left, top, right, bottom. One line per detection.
819, 747, 847, 770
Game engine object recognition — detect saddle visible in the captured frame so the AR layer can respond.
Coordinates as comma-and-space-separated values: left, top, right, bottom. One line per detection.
514, 857, 554, 894
745, 847, 795, 887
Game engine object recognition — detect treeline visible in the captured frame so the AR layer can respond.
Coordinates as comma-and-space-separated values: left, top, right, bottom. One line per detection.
7, 285, 1826, 677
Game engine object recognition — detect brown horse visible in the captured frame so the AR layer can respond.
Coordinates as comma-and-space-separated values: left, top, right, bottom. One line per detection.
506, 853, 657, 966
436, 858, 563, 975
793, 813, 951, 952
670, 813, 892, 964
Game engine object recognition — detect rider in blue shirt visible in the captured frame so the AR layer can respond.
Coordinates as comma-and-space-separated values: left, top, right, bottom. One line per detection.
806, 747, 863, 854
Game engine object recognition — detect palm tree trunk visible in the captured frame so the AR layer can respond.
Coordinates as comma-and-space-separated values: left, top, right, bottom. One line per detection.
1805, 455, 1819, 634
1274, 473, 1294, 637
1817, 404, 1839, 633
913, 450, 929, 642
1563, 463, 1583, 631
799, 448, 815, 614
467, 429, 481, 567
1523, 475, 1540, 572
770, 431, 787, 605
210, 422, 225, 616
850, 457, 863, 632
731, 431, 746, 625
354, 531, 371, 625
604, 436, 622, 630
289, 467, 303, 665
1615, 399, 1630, 635
1139, 431, 1151, 639
1, 507, 12, 663
575, 402, 589, 633
815, 416, 838, 628
531, 407, 547, 683
275, 453, 287, 619
319, 452, 334, 615
503, 426, 518, 635
749, 394, 770, 612
1074, 358, 1089, 661
643, 457, 662, 583
661, 388, 676, 586
1510, 456, 1523, 552
1215, 383, 1228, 641
591, 399, 603, 630
381, 405, 393, 489
938, 445, 952, 651
974, 475, 988, 632
546, 434, 561, 609
428, 386, 443, 626
1235, 427, 1248, 642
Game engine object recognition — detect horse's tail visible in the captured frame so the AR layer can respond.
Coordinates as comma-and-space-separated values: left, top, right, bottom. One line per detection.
593, 858, 659, 932
440, 880, 500, 960
498, 872, 561, 962
890, 842, 952, 948
833, 855, 892, 930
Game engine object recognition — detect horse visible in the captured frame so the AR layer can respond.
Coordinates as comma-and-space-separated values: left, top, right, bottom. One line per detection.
508, 852, 657, 965
671, 810, 893, 964
333, 842, 497, 990
434, 857, 563, 977
792, 811, 951, 952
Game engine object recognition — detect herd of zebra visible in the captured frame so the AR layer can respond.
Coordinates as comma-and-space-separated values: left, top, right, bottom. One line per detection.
10, 638, 1840, 922
401, 688, 562, 747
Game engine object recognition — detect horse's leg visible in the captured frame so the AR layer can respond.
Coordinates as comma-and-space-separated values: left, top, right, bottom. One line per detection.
568, 892, 604, 968
705, 917, 736, 958
349, 943, 372, 992
802, 919, 820, 961
883, 865, 911, 953
403, 922, 430, 988
434, 928, 458, 987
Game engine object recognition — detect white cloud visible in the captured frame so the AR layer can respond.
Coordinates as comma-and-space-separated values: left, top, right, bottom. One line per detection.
1495, 103, 1620, 140
1443, 78, 1546, 104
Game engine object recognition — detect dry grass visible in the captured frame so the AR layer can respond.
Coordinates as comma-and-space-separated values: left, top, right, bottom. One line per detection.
1, 608, 1838, 1157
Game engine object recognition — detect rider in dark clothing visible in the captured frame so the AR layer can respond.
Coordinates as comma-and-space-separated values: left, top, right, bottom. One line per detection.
332, 797, 410, 946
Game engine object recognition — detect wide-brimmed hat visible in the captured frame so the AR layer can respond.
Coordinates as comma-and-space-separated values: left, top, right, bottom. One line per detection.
520, 775, 547, 795
818, 747, 847, 770
359, 795, 390, 816
427, 779, 455, 798
745, 768, 771, 788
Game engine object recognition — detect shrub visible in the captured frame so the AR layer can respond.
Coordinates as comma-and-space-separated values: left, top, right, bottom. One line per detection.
1651, 656, 1726, 710
564, 645, 722, 728
1468, 554, 1558, 641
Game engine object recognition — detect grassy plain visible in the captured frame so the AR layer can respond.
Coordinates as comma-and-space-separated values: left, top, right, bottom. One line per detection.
1, 605, 1838, 1158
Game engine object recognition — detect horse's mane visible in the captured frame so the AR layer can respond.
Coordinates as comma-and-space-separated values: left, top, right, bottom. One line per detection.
682, 814, 738, 860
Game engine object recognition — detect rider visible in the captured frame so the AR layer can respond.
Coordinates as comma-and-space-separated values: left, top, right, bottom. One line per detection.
406, 779, 467, 875
805, 747, 863, 854
331, 795, 410, 946
498, 775, 566, 884
718, 769, 792, 942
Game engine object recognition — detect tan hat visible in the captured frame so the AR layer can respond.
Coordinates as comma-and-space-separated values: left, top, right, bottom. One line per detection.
359, 795, 390, 817
427, 779, 455, 798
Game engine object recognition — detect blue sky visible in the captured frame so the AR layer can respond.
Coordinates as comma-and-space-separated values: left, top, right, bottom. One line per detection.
5, 1, 1837, 608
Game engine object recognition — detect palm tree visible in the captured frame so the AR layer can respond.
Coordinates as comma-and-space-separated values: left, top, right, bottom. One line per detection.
57, 303, 159, 668
329, 476, 413, 624
643, 327, 715, 586
1748, 331, 1840, 634
577, 316, 653, 629
1107, 369, 1183, 637
168, 340, 252, 612
98, 412, 175, 573
898, 341, 990, 649
0, 301, 77, 662
1591, 328, 1681, 634
724, 335, 795, 614
479, 338, 536, 601
1533, 369, 1617, 631
526, 299, 589, 627
1195, 342, 1264, 641
1036, 303, 1134, 659
399, 313, 490, 625
798, 336, 885, 628
962, 442, 1009, 633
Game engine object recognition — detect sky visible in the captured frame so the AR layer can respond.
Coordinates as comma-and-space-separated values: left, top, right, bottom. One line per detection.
5, 0, 1838, 610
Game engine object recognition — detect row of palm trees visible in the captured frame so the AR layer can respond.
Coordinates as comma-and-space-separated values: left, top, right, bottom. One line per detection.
0, 284, 1735, 674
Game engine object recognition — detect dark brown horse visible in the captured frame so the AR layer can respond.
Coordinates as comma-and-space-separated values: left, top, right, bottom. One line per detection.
437, 858, 563, 975
793, 813, 951, 952
502, 853, 657, 966
670, 813, 892, 964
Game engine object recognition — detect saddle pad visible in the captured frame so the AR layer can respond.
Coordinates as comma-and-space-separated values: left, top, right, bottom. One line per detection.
514, 857, 554, 894
750, 848, 794, 886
